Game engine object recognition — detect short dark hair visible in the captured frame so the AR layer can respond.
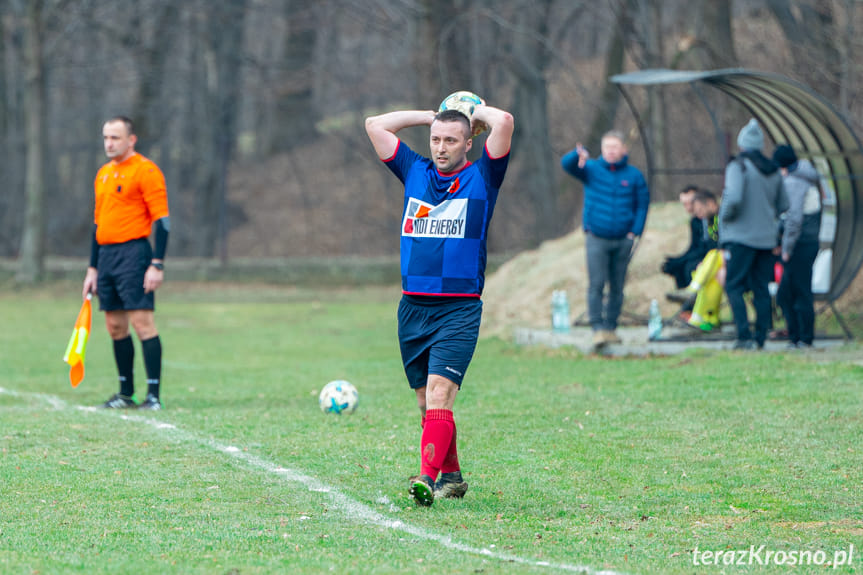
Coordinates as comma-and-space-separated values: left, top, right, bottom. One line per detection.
693, 189, 717, 205
433, 109, 471, 138
106, 116, 135, 136
680, 185, 698, 195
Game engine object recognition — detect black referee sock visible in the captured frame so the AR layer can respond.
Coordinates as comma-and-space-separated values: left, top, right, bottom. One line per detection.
113, 336, 135, 397
141, 335, 162, 399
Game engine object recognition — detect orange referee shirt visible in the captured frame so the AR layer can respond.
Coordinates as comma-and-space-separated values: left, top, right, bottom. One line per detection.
94, 153, 169, 245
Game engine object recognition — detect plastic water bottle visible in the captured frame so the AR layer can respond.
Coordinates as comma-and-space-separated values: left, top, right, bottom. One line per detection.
551, 290, 570, 333
648, 299, 662, 341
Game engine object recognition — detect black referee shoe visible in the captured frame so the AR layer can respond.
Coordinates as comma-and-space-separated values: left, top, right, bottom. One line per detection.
138, 394, 163, 411
100, 393, 137, 409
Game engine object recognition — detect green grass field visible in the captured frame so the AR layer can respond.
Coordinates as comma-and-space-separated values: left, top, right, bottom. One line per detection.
1, 282, 861, 574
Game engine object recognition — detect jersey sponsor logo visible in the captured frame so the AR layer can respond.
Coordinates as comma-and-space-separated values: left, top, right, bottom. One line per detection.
402, 198, 467, 238
447, 177, 460, 194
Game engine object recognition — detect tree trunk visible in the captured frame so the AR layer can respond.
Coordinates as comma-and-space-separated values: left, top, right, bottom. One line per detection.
414, 0, 472, 108
270, 0, 317, 153
672, 0, 738, 70
766, 0, 840, 100
129, 2, 180, 154
585, 2, 627, 153
838, 0, 855, 116
509, 0, 559, 243
189, 0, 247, 260
644, 0, 671, 201
17, 0, 46, 284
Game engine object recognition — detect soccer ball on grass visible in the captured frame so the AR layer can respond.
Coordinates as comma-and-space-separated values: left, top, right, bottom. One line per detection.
318, 380, 359, 415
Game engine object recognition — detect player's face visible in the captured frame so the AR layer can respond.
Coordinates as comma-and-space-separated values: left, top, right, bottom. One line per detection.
680, 191, 696, 215
103, 121, 136, 162
430, 119, 472, 173
600, 135, 626, 164
693, 200, 716, 220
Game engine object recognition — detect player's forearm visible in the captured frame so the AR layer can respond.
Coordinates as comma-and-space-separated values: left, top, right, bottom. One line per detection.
473, 105, 514, 157
471, 105, 513, 133
365, 110, 435, 136
365, 110, 435, 160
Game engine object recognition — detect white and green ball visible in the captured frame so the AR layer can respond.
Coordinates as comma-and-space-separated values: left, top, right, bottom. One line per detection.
438, 91, 483, 119
319, 380, 359, 415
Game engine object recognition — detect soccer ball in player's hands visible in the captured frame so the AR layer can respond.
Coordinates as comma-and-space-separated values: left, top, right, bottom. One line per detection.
319, 380, 359, 415
439, 91, 488, 136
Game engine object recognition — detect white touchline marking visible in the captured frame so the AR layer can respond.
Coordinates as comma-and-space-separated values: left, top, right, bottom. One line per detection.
0, 387, 625, 575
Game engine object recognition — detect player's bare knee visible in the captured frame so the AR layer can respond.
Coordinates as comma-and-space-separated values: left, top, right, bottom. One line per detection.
426, 376, 457, 409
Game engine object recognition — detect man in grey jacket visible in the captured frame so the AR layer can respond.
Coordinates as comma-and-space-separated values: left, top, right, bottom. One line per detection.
773, 144, 822, 348
719, 119, 790, 349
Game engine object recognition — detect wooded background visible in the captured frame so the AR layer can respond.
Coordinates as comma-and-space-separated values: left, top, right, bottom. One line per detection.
4, 0, 861, 282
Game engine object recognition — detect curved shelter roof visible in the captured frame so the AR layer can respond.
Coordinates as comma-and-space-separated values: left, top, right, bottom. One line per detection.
610, 68, 863, 303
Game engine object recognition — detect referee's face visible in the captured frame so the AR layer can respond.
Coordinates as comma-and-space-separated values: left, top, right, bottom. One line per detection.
430, 119, 472, 174
103, 121, 137, 163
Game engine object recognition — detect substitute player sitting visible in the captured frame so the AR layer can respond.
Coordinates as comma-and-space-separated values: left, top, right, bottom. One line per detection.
365, 94, 514, 506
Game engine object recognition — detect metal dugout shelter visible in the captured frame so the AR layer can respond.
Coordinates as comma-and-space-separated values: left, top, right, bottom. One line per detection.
610, 68, 863, 338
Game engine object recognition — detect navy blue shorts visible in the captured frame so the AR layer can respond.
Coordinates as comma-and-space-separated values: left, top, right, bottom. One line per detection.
97, 238, 155, 312
397, 295, 482, 389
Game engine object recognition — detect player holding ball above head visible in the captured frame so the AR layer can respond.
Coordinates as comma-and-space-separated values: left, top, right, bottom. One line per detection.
81, 116, 170, 410
365, 93, 514, 507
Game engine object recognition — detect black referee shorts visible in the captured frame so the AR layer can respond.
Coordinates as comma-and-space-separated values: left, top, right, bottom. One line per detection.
97, 238, 155, 312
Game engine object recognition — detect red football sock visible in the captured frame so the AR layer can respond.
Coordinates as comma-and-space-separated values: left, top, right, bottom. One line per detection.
440, 423, 460, 474
419, 409, 454, 479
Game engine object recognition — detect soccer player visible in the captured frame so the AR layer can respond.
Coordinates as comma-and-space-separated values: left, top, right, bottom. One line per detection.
81, 116, 170, 410
365, 98, 514, 506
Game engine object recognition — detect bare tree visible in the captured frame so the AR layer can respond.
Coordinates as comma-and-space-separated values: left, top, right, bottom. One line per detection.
507, 0, 561, 242
185, 0, 247, 260
643, 0, 671, 201
16, 0, 46, 283
767, 0, 841, 100
583, 6, 627, 155
671, 0, 737, 70
414, 0, 474, 106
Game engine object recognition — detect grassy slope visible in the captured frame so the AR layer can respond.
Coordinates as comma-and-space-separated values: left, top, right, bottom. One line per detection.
1, 284, 861, 574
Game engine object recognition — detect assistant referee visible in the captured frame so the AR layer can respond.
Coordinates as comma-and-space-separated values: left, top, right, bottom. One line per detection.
81, 116, 170, 410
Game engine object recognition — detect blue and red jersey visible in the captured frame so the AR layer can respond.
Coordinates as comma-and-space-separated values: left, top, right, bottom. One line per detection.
383, 141, 509, 297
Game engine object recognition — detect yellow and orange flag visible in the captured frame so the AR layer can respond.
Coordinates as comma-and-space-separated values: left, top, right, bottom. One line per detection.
63, 294, 92, 388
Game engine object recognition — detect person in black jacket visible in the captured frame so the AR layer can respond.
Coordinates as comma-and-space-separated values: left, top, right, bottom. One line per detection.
662, 185, 708, 289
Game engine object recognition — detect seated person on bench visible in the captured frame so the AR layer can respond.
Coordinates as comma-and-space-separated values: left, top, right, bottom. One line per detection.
667, 190, 723, 331
661, 185, 708, 290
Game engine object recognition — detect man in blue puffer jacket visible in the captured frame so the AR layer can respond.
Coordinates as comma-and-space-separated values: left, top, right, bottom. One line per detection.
562, 130, 649, 347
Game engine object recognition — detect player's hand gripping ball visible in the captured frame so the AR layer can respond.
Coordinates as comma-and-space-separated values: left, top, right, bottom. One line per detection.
319, 380, 359, 415
439, 91, 488, 136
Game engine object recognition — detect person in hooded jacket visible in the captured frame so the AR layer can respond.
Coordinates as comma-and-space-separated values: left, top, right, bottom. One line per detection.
718, 119, 790, 350
773, 144, 822, 349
